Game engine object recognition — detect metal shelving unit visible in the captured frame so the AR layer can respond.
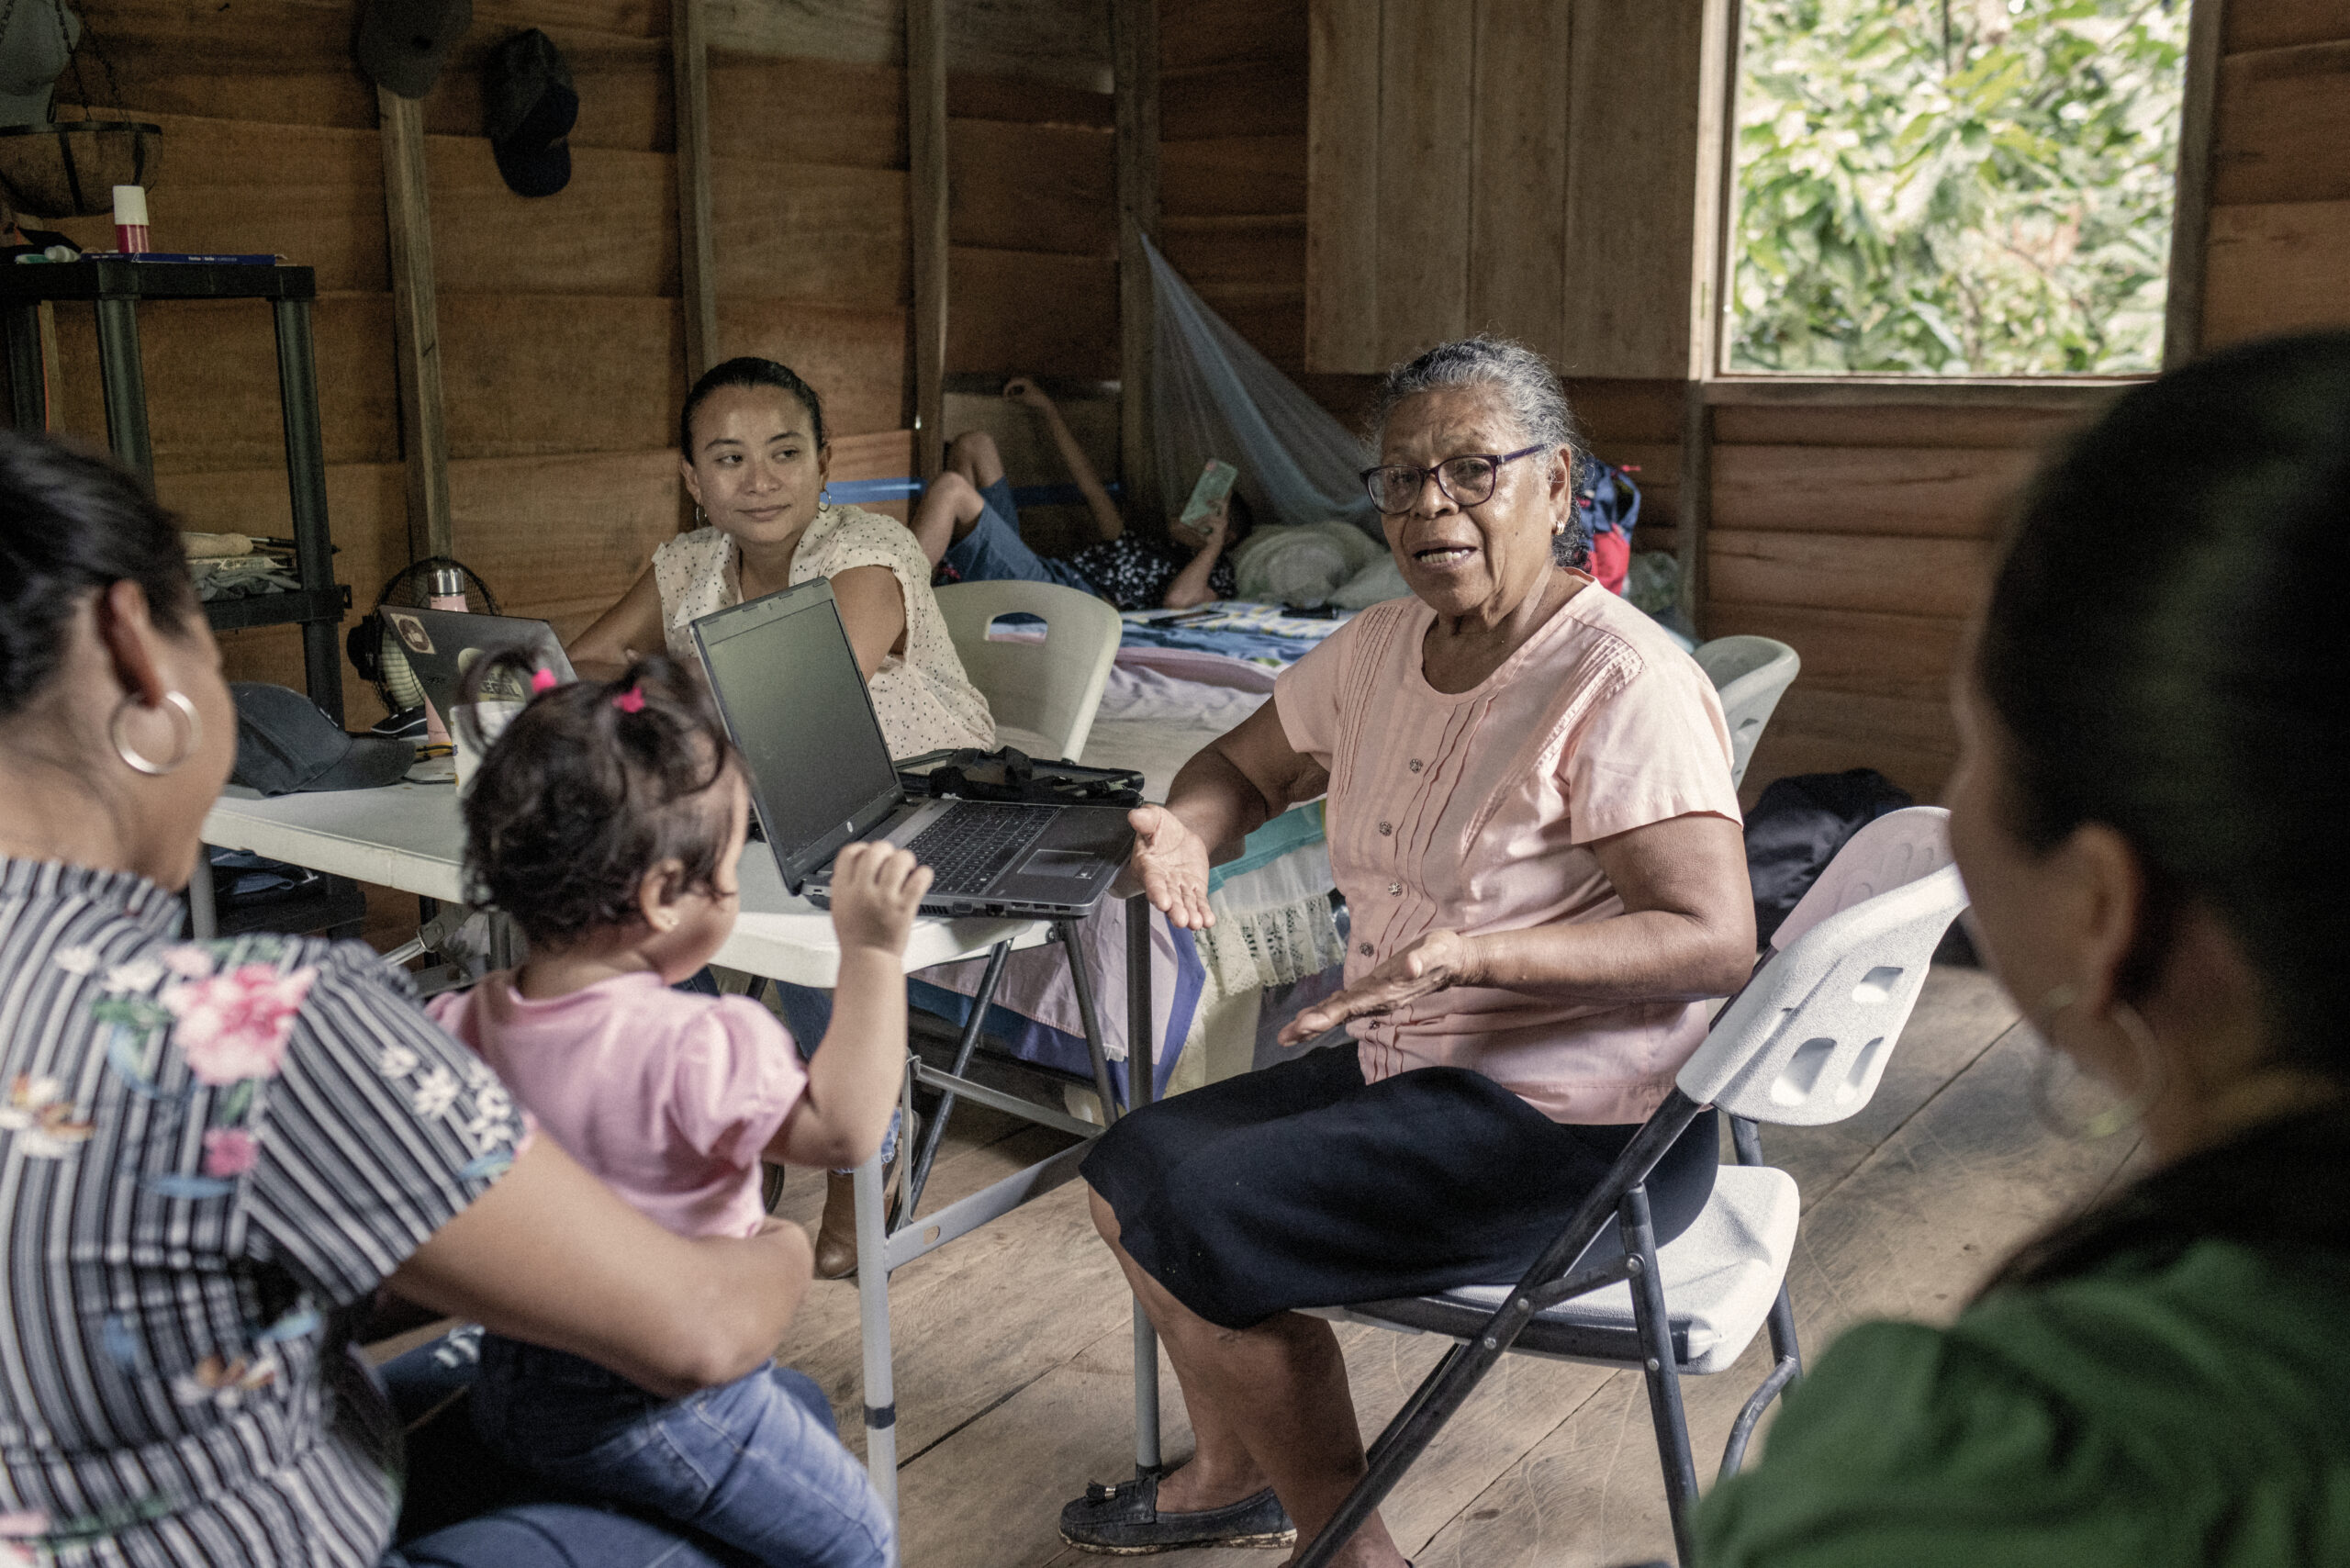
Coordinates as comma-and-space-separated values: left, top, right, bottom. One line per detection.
1, 258, 349, 721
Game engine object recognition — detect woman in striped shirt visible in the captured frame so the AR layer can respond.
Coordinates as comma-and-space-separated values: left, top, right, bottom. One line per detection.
0, 431, 813, 1568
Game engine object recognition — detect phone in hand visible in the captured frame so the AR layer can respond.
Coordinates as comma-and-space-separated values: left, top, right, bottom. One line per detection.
1177, 459, 1239, 531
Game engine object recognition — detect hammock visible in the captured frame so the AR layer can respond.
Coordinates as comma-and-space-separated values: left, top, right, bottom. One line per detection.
1145, 234, 1382, 540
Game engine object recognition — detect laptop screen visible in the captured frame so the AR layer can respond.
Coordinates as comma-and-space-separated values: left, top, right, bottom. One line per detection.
691, 579, 904, 892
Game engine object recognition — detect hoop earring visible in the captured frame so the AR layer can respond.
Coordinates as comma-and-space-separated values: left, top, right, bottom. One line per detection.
111, 690, 200, 778
819, 486, 832, 506
2027, 982, 2165, 1140
694, 504, 708, 527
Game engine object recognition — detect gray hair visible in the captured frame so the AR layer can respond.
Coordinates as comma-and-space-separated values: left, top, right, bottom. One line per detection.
1367, 337, 1590, 565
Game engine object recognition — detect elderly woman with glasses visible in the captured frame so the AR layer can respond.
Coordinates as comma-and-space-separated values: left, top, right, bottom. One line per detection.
1057, 338, 1755, 1566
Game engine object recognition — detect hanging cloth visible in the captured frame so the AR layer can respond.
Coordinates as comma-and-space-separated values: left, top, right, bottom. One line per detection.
1145, 233, 1382, 541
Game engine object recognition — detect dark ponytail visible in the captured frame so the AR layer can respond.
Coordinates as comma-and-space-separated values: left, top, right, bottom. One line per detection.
1974, 333, 2350, 1293
0, 432, 199, 719
1976, 330, 2350, 1082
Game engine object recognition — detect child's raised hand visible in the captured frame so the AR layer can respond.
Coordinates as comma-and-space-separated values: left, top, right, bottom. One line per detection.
829, 842, 933, 956
1002, 376, 1053, 410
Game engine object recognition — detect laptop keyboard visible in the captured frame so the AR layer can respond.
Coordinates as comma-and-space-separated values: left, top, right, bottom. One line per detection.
906, 802, 1053, 895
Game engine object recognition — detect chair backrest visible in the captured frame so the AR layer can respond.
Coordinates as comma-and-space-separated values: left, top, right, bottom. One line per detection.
1679, 807, 1966, 1126
1694, 635, 1800, 789
933, 579, 1123, 762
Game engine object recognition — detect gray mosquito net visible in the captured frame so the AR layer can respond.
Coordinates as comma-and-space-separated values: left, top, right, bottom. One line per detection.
1145, 234, 1382, 541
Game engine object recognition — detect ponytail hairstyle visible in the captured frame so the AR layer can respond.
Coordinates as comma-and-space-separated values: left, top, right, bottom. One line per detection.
1975, 331, 2350, 1293
455, 651, 744, 946
679, 357, 828, 459
1, 432, 200, 720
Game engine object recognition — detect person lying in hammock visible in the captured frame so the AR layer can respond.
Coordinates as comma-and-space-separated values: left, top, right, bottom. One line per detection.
909, 378, 1249, 611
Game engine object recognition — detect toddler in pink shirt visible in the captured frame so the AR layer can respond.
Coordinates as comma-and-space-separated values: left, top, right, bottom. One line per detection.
426, 653, 929, 1568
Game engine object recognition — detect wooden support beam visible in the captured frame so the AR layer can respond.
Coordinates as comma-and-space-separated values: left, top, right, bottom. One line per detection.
1680, 383, 1712, 638
908, 0, 948, 479
377, 85, 452, 562
1114, 0, 1161, 525
2162, 0, 2228, 369
1679, 0, 1739, 633
672, 0, 719, 381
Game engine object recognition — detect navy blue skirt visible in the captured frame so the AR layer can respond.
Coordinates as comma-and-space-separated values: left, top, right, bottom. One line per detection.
1082, 1043, 1718, 1329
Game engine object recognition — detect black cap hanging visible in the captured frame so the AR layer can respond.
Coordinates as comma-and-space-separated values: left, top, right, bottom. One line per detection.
485, 28, 576, 198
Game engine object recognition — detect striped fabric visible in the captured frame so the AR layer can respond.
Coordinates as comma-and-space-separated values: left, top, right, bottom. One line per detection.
1, 857, 525, 1566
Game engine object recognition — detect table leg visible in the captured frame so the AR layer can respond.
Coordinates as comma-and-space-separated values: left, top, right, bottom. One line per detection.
854, 1149, 898, 1519
903, 938, 1012, 1218
186, 846, 218, 939
1125, 892, 1160, 1474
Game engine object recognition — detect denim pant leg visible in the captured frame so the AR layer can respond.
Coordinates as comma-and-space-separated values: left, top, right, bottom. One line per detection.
938, 493, 1098, 597
386, 1506, 757, 1568
662, 1365, 894, 1568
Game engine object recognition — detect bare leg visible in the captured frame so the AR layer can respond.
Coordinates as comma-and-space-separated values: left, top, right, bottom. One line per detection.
907, 469, 989, 568
1090, 1188, 1406, 1568
946, 429, 1006, 489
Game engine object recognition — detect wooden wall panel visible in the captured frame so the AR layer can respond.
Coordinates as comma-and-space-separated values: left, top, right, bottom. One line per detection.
707, 55, 905, 166
47, 295, 399, 472
1372, 0, 1473, 358
2224, 0, 2350, 51
1711, 444, 2035, 537
1709, 530, 1994, 619
718, 299, 912, 437
1467, 0, 1571, 362
711, 161, 910, 306
2211, 40, 2350, 206
1160, 0, 1307, 69
1705, 603, 1966, 705
948, 121, 1117, 255
1303, 0, 1381, 374
1158, 216, 1304, 289
1712, 402, 2085, 450
946, 249, 1119, 378
1160, 59, 1313, 139
2201, 199, 2350, 344
449, 451, 683, 633
429, 140, 678, 297
66, 0, 670, 147
1161, 136, 1308, 216
438, 296, 680, 458
700, 0, 1113, 92
42, 113, 387, 291
1559, 0, 1706, 378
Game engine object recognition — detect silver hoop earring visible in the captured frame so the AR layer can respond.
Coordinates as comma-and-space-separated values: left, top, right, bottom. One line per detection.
111, 689, 201, 778
2027, 982, 2165, 1140
694, 504, 708, 527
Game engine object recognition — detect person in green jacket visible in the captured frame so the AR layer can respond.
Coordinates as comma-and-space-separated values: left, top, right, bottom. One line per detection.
1693, 332, 2350, 1567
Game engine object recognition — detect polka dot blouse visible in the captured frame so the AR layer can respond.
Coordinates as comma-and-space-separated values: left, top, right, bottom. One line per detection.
653, 507, 996, 759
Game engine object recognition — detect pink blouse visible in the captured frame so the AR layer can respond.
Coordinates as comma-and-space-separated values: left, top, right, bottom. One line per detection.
1274, 583, 1743, 1124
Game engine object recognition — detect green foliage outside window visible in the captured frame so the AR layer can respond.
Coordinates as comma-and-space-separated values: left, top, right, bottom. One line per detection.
1729, 0, 2188, 375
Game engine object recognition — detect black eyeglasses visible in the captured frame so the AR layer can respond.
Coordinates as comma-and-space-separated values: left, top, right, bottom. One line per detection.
1360, 445, 1547, 515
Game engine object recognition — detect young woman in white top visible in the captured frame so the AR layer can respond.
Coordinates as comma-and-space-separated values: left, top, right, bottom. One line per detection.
572, 357, 995, 759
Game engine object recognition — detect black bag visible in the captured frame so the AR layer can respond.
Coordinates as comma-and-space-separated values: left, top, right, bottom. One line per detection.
897, 746, 1145, 808
1744, 768, 1914, 946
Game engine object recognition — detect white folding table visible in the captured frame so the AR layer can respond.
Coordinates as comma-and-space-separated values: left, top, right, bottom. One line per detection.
198, 781, 1165, 1516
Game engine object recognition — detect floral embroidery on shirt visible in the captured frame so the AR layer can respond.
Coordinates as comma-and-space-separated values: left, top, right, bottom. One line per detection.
51, 944, 98, 976
0, 1075, 93, 1158
200, 1126, 260, 1177
163, 962, 317, 1085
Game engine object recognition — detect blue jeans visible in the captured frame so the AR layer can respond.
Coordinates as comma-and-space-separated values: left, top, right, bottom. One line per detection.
469, 1336, 894, 1568
939, 479, 1099, 598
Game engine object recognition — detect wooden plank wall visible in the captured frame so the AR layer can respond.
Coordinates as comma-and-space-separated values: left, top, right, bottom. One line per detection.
1700, 395, 2096, 803
2198, 0, 2350, 348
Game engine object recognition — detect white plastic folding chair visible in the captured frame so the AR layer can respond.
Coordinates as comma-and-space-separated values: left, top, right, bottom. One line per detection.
1694, 635, 1800, 789
934, 579, 1123, 762
1296, 807, 1967, 1567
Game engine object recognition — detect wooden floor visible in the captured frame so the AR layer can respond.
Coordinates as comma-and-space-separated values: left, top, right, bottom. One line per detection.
753, 964, 2143, 1568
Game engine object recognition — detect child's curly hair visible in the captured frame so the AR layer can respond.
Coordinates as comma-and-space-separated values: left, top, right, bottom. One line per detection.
455, 652, 744, 947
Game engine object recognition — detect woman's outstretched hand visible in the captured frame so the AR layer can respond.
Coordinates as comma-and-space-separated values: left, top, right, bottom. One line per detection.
1120, 804, 1214, 930
1002, 376, 1055, 410
1276, 930, 1476, 1045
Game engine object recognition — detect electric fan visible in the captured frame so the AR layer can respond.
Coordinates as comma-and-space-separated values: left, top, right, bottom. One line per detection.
346, 557, 500, 737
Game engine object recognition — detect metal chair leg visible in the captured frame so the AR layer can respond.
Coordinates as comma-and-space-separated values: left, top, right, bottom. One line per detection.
1623, 1184, 1699, 1567
902, 939, 1012, 1220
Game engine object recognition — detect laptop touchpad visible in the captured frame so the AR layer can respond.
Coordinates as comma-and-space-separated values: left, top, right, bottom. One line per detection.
1022, 849, 1101, 879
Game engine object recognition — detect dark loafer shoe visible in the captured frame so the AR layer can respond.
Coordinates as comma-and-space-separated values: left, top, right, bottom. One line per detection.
1058, 1472, 1295, 1554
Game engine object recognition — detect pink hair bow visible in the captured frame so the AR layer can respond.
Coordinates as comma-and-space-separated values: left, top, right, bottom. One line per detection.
611, 684, 647, 714
530, 666, 560, 694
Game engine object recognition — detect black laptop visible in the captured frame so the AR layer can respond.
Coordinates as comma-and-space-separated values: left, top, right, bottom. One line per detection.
691, 578, 1136, 919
